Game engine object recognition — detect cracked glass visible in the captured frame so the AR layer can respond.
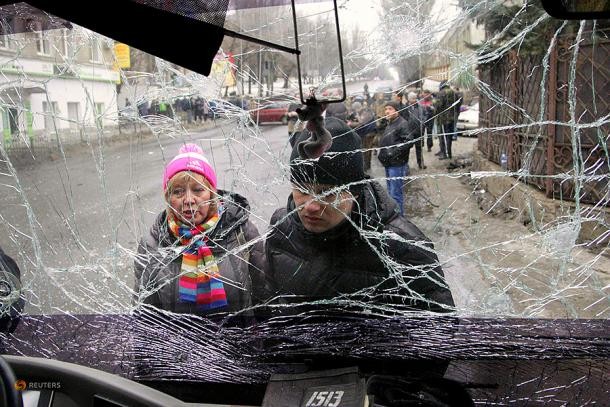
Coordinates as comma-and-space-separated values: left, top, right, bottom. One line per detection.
0, 0, 608, 405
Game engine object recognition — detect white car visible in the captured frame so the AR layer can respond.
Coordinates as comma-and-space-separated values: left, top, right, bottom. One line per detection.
456, 102, 479, 136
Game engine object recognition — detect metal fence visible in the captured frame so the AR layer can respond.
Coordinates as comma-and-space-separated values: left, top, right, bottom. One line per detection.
2, 125, 125, 159
478, 28, 610, 205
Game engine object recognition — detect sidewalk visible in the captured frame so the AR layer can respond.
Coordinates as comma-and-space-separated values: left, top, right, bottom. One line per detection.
368, 136, 609, 318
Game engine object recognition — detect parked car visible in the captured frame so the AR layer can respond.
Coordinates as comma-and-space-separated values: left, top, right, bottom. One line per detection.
456, 102, 479, 136
227, 96, 249, 110
250, 102, 289, 124
317, 86, 344, 100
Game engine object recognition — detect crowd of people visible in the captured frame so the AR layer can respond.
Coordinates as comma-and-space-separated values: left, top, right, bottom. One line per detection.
307, 81, 463, 214
132, 83, 460, 321
134, 96, 211, 123
2, 83, 461, 329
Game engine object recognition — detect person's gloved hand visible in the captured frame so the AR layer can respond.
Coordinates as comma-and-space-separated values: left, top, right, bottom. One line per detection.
295, 101, 331, 159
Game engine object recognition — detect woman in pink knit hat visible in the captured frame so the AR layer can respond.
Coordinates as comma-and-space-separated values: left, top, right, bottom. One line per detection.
133, 143, 268, 319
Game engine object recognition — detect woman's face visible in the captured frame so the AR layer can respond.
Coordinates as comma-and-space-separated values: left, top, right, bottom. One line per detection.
167, 172, 214, 226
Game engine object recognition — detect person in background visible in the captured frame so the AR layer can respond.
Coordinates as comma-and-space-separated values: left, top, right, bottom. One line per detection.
149, 99, 159, 116
137, 100, 149, 117
377, 101, 417, 215
453, 87, 464, 141
393, 91, 407, 120
158, 100, 168, 116
325, 102, 349, 122
434, 81, 460, 160
182, 97, 193, 124
406, 92, 426, 170
345, 95, 353, 113
371, 93, 388, 156
287, 102, 305, 148
419, 90, 435, 152
347, 101, 377, 171
202, 98, 209, 122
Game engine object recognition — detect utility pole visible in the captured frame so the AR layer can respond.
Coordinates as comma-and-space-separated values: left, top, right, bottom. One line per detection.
258, 52, 263, 97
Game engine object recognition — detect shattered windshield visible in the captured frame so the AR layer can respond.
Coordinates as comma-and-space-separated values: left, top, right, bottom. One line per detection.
0, 0, 609, 403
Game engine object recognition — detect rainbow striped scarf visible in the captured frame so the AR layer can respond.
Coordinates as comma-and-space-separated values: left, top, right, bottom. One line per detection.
167, 211, 228, 310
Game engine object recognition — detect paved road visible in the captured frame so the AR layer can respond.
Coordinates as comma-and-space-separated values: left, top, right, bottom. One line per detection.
0, 79, 399, 315
0, 121, 292, 314
4, 116, 604, 318
346, 79, 397, 95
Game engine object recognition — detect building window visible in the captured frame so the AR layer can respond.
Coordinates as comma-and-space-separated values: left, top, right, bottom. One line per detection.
4, 108, 19, 134
91, 37, 102, 63
62, 28, 70, 57
0, 34, 12, 50
36, 31, 51, 55
0, 18, 14, 50
42, 101, 59, 131
67, 102, 80, 130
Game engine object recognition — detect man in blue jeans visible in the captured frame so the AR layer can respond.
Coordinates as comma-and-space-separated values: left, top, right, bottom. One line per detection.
377, 101, 418, 215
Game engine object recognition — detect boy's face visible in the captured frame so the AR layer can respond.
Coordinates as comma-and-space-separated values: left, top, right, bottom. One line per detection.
292, 183, 355, 234
167, 172, 213, 226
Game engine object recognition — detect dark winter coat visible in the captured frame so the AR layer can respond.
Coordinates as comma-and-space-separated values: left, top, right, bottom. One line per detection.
262, 182, 455, 312
406, 103, 425, 138
325, 103, 349, 121
134, 191, 266, 316
377, 115, 418, 167
354, 107, 377, 139
434, 87, 460, 126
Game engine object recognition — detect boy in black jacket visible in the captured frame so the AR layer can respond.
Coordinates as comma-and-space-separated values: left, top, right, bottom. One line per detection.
261, 117, 455, 313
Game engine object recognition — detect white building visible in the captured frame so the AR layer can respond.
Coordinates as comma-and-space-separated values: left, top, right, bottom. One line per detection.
0, 26, 119, 148
423, 1, 486, 90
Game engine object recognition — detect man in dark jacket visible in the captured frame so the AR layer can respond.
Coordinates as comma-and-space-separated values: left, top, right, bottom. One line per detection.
419, 90, 435, 152
347, 102, 377, 171
393, 91, 407, 120
325, 102, 349, 122
406, 92, 426, 170
261, 117, 454, 313
434, 81, 460, 160
377, 101, 418, 215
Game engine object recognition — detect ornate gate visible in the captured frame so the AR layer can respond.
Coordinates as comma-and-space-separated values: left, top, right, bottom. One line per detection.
478, 28, 610, 205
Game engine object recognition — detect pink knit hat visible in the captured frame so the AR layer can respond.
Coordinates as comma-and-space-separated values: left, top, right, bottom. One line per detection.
163, 144, 217, 191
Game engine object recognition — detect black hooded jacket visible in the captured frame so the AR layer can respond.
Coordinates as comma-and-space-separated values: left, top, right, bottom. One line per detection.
262, 182, 455, 312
